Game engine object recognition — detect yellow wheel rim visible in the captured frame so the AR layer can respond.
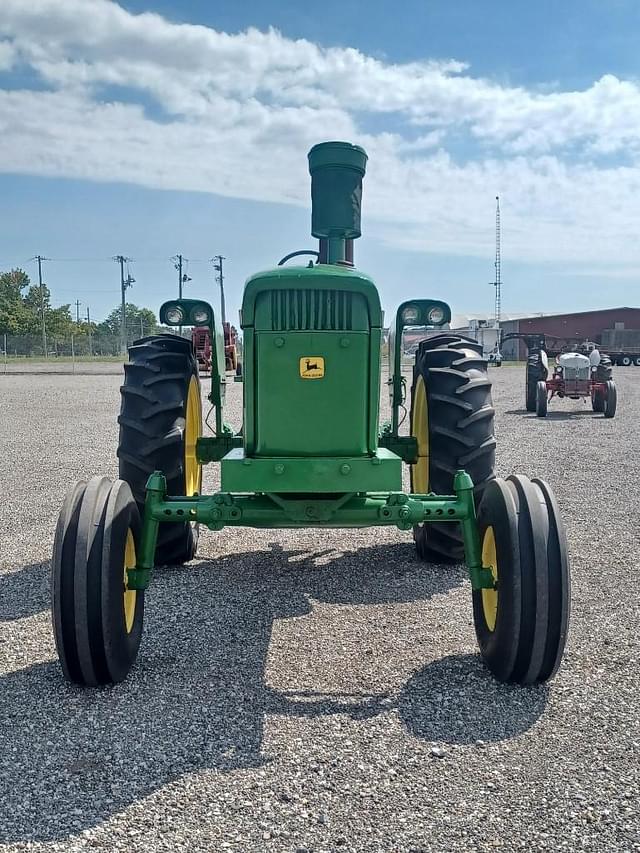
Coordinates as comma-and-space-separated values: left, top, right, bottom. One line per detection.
411, 375, 429, 493
481, 526, 499, 632
185, 375, 203, 496
123, 529, 137, 634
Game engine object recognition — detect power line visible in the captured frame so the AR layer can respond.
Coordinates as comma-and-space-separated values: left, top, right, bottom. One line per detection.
42, 257, 115, 263
4, 255, 220, 266
51, 288, 120, 294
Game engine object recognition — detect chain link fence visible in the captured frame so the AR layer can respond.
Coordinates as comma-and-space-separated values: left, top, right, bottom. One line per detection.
0, 326, 193, 374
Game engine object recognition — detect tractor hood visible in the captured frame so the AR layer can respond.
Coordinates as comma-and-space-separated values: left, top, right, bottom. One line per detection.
557, 352, 590, 369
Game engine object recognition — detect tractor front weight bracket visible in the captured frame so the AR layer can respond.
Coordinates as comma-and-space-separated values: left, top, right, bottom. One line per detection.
128, 469, 495, 592
453, 470, 495, 591
126, 471, 165, 591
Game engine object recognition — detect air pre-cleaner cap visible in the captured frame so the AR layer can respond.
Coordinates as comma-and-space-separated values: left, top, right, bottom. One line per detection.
308, 142, 368, 240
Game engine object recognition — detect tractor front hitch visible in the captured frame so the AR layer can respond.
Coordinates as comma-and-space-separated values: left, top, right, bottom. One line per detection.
128, 469, 496, 592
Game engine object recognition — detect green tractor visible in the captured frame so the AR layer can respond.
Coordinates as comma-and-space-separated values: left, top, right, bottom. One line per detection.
52, 142, 570, 688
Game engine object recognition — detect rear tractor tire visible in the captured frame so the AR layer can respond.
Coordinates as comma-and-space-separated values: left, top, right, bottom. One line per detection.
118, 335, 203, 566
603, 380, 617, 418
536, 381, 548, 417
473, 476, 570, 684
526, 350, 548, 412
52, 477, 144, 685
592, 356, 612, 412
594, 354, 613, 382
410, 334, 496, 563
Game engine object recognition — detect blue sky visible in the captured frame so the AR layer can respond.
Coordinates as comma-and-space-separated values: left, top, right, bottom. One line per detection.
1, 0, 639, 325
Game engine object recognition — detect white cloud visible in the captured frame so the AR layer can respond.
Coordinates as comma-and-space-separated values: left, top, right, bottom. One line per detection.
0, 39, 15, 69
1, 0, 640, 269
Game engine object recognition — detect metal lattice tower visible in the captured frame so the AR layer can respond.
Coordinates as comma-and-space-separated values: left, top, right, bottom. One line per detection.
493, 195, 501, 328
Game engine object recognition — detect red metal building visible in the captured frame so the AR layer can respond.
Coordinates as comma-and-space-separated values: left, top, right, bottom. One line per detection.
500, 307, 640, 360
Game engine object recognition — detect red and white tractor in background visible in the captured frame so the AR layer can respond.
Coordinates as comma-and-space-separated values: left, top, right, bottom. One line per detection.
192, 322, 238, 374
502, 333, 617, 419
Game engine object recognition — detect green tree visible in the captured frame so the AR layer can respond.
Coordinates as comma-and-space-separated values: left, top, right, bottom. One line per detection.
103, 303, 158, 337
20, 280, 74, 343
0, 269, 36, 334
46, 305, 75, 340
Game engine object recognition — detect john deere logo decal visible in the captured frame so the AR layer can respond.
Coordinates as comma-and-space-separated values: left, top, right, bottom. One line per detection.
300, 356, 325, 379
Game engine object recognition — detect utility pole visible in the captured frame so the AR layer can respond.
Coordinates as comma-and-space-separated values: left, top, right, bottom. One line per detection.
86, 306, 92, 356
171, 254, 191, 334
211, 255, 227, 325
32, 255, 48, 357
113, 255, 133, 355
75, 299, 82, 324
171, 254, 192, 299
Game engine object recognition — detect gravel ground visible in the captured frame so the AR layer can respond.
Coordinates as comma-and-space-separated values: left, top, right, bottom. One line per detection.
1, 361, 123, 375
1, 366, 639, 853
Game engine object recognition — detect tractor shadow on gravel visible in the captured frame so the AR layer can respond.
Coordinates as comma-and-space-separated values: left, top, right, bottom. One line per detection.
0, 542, 547, 843
0, 561, 50, 622
506, 408, 601, 420
397, 654, 548, 743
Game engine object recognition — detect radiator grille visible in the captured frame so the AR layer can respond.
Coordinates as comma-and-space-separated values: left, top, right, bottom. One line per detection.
562, 367, 590, 380
269, 289, 354, 331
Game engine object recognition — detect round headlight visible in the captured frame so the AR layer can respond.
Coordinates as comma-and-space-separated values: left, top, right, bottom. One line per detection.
192, 308, 209, 325
166, 307, 184, 324
402, 305, 420, 325
427, 306, 445, 325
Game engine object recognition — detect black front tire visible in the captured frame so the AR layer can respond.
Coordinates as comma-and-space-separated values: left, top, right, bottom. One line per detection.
472, 476, 570, 684
603, 380, 617, 418
118, 335, 202, 566
410, 334, 496, 563
52, 477, 144, 686
591, 386, 605, 412
536, 381, 548, 417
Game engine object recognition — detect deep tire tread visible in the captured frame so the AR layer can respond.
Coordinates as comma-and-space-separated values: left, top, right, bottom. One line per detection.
526, 349, 547, 412
410, 334, 496, 562
118, 334, 200, 566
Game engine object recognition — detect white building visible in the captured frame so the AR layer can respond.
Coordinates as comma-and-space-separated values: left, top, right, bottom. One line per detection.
450, 313, 533, 358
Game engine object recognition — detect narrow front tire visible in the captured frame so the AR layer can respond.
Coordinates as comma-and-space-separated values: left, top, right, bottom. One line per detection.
536, 381, 548, 417
51, 477, 144, 686
472, 476, 570, 684
603, 380, 617, 418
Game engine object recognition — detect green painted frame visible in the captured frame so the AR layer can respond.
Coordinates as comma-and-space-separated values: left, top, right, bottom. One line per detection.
129, 469, 494, 593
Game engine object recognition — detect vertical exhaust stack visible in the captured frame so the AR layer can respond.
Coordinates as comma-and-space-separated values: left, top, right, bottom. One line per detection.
308, 142, 368, 266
